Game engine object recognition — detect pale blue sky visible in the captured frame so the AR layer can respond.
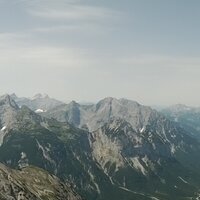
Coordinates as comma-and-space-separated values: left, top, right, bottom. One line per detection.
0, 0, 200, 106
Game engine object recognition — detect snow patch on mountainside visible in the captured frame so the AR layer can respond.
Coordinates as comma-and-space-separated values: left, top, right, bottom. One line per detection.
35, 109, 46, 113
171, 144, 176, 154
0, 126, 7, 146
140, 126, 145, 133
1, 126, 6, 131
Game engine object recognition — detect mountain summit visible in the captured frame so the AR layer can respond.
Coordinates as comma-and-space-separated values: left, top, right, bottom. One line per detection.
44, 97, 157, 132
9, 93, 64, 111
32, 93, 49, 99
1, 95, 200, 199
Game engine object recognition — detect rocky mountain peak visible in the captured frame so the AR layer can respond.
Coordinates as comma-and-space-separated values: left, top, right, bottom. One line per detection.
0, 94, 19, 109
95, 97, 116, 108
119, 98, 140, 106
100, 96, 116, 103
10, 93, 18, 100
32, 93, 49, 99
69, 100, 79, 107
0, 95, 19, 145
90, 97, 156, 132
10, 93, 64, 111
43, 97, 159, 132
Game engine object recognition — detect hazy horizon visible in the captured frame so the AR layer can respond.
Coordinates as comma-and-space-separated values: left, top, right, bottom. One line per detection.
0, 92, 197, 109
0, 0, 200, 106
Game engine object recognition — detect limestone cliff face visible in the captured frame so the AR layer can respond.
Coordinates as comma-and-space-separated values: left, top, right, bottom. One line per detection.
89, 116, 190, 175
43, 97, 155, 132
0, 163, 83, 200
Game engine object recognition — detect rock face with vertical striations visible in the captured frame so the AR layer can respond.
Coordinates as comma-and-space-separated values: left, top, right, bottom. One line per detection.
0, 94, 19, 146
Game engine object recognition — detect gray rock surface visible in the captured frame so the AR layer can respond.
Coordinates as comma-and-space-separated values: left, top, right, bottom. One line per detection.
0, 163, 83, 200
44, 97, 156, 132
10, 93, 64, 111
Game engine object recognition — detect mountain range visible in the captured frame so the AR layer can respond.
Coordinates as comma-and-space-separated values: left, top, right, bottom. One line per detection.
1, 94, 200, 200
162, 104, 200, 139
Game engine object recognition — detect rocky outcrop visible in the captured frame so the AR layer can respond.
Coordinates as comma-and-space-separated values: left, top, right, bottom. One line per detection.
0, 163, 83, 200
